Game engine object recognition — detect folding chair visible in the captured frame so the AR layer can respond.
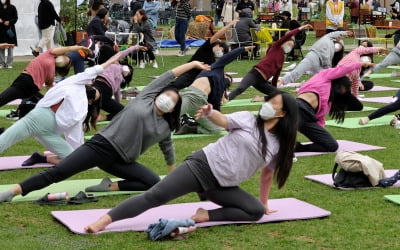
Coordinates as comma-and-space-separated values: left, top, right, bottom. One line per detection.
224, 27, 251, 60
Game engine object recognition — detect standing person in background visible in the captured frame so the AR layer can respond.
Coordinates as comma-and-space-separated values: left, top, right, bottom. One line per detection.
349, 0, 359, 24
172, 0, 191, 56
280, 0, 292, 15
372, 0, 381, 10
143, 0, 160, 29
87, 0, 105, 23
0, 0, 17, 69
235, 0, 255, 13
221, 0, 237, 25
87, 8, 109, 36
131, 0, 144, 16
297, 0, 307, 21
325, 0, 344, 33
31, 0, 61, 57
215, 0, 225, 25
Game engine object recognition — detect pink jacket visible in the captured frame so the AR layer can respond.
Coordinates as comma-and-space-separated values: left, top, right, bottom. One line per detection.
338, 46, 379, 97
297, 63, 362, 127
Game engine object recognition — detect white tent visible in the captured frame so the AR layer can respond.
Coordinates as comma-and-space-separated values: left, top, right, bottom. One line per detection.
13, 0, 60, 56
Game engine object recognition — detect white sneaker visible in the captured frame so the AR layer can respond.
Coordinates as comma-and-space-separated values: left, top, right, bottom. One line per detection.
359, 117, 370, 125
0, 65, 3, 69
152, 61, 158, 69
154, 49, 159, 55
7, 65, 12, 69
139, 62, 145, 69
176, 51, 184, 57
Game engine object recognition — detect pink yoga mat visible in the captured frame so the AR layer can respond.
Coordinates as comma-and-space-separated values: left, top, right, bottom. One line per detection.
359, 96, 392, 104
7, 99, 21, 105
364, 86, 399, 92
51, 198, 330, 234
305, 170, 399, 190
0, 156, 52, 171
295, 140, 385, 158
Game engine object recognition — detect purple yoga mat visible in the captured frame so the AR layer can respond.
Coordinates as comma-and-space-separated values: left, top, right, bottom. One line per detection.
0, 156, 52, 171
305, 170, 399, 190
365, 86, 399, 92
295, 140, 385, 158
7, 99, 21, 105
359, 96, 392, 104
51, 198, 330, 234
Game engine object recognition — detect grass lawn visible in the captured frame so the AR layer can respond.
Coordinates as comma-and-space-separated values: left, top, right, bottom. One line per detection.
1, 32, 400, 249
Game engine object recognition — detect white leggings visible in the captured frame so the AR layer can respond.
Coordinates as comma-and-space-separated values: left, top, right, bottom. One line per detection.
38, 25, 55, 50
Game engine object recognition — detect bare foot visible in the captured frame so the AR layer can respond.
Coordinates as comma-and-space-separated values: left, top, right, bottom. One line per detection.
190, 208, 209, 223
84, 214, 112, 233
251, 95, 265, 102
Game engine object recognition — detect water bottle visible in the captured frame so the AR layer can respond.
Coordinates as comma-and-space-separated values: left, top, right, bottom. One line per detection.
47, 192, 69, 201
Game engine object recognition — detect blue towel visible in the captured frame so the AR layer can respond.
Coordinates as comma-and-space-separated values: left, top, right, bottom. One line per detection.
146, 218, 195, 241
157, 39, 206, 48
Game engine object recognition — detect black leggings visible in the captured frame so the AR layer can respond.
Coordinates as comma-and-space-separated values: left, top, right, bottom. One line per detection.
295, 98, 338, 152
368, 90, 400, 120
228, 68, 277, 100
93, 80, 124, 120
0, 74, 40, 107
19, 134, 160, 194
108, 155, 265, 222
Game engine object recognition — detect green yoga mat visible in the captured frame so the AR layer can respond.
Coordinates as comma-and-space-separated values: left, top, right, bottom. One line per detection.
85, 131, 228, 141
224, 99, 262, 108
0, 109, 11, 117
325, 115, 393, 128
391, 80, 400, 83
0, 178, 139, 203
365, 73, 392, 79
96, 121, 110, 126
388, 66, 400, 70
384, 195, 400, 205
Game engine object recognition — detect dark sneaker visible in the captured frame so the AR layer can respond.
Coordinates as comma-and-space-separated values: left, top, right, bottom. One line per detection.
30, 46, 39, 57
6, 110, 19, 120
379, 170, 400, 187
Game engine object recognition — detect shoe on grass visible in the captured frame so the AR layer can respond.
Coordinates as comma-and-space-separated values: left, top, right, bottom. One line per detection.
359, 117, 370, 125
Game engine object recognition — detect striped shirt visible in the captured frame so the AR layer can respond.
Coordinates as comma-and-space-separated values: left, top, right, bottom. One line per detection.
176, 2, 191, 19
337, 46, 379, 97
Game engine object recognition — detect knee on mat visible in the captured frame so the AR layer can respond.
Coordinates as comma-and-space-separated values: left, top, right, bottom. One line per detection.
246, 204, 265, 221
323, 141, 339, 152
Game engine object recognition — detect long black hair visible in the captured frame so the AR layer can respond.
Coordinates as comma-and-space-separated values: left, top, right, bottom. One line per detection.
83, 85, 102, 132
120, 60, 134, 89
256, 91, 298, 188
329, 76, 351, 123
155, 86, 182, 131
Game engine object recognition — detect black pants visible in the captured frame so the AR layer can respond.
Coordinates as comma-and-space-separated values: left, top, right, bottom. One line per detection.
351, 16, 358, 24
138, 49, 155, 61
107, 153, 265, 222
228, 68, 277, 100
93, 80, 124, 120
19, 134, 160, 194
295, 98, 338, 152
0, 74, 40, 107
368, 90, 400, 120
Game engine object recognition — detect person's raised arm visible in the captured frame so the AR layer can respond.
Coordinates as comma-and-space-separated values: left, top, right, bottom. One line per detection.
211, 46, 254, 69
326, 62, 372, 81
171, 61, 210, 77
259, 167, 276, 215
210, 19, 239, 44
119, 45, 147, 58
52, 45, 91, 56
323, 30, 352, 41
195, 104, 228, 129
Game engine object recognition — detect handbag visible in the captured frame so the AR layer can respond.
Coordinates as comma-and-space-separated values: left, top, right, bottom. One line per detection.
6, 28, 15, 39
332, 151, 385, 188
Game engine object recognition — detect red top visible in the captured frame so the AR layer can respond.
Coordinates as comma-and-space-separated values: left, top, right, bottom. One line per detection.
24, 50, 56, 90
255, 28, 301, 86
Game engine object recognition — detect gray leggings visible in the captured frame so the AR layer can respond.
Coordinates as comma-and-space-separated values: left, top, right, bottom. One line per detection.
282, 51, 324, 84
372, 47, 400, 73
108, 155, 265, 222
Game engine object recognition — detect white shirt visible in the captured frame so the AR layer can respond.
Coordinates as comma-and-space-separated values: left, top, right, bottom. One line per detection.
36, 65, 104, 149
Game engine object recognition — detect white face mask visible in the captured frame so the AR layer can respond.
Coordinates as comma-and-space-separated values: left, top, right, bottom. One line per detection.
360, 56, 371, 63
122, 65, 130, 77
155, 93, 175, 113
214, 50, 224, 58
55, 56, 70, 67
334, 43, 343, 52
282, 44, 293, 53
94, 44, 100, 58
259, 102, 280, 120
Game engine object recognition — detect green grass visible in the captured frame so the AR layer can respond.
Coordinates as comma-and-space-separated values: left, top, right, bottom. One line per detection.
1, 32, 400, 249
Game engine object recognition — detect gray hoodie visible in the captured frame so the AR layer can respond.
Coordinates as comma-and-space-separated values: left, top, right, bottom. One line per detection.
310, 31, 347, 68
235, 8, 258, 43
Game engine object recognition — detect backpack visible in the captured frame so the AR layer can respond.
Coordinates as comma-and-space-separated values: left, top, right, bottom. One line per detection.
332, 151, 385, 188
17, 93, 43, 118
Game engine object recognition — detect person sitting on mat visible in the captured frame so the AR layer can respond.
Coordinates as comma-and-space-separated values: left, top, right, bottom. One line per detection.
93, 44, 147, 122
295, 62, 373, 152
0, 61, 209, 203
84, 91, 299, 233
175, 46, 254, 135
0, 53, 121, 167
228, 24, 312, 101
359, 89, 400, 125
0, 45, 90, 109
277, 29, 352, 87
338, 42, 386, 98
171, 19, 237, 90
